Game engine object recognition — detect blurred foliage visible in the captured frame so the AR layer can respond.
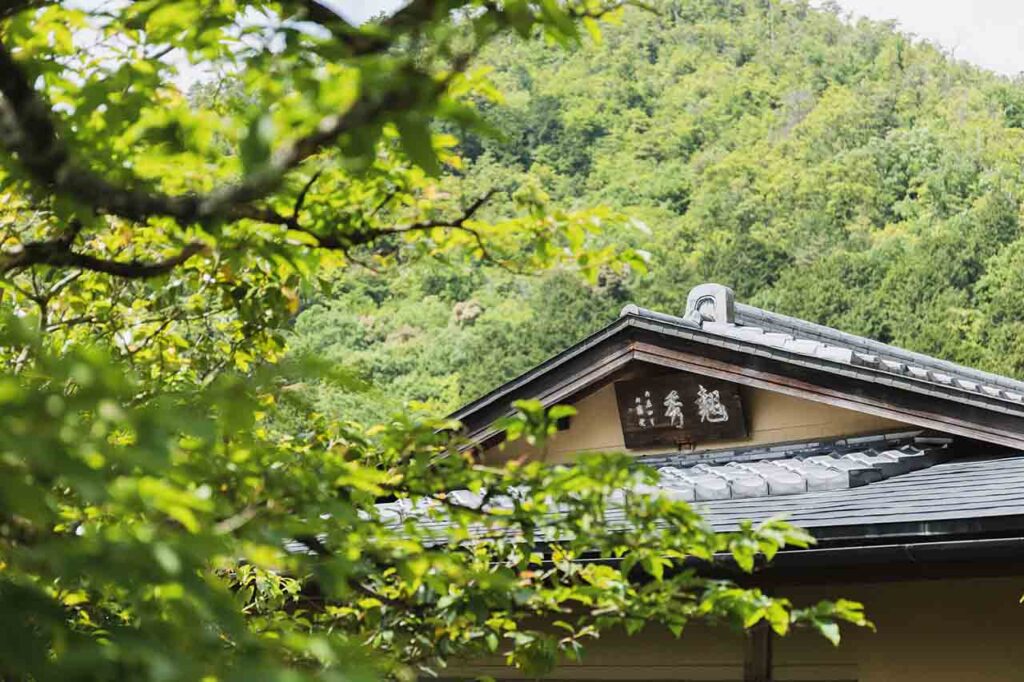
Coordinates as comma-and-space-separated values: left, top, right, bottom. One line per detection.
0, 322, 868, 680
0, 0, 868, 680
293, 0, 1024, 425
0, 0, 649, 389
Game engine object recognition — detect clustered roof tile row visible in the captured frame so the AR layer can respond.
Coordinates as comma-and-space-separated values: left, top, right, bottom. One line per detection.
273, 436, 961, 555
368, 440, 948, 526
699, 319, 1024, 404
735, 300, 1024, 399
650, 444, 945, 502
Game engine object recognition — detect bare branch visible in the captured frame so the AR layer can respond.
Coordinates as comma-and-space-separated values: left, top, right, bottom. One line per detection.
367, 188, 530, 273
382, 188, 498, 236
369, 189, 398, 218
292, 169, 323, 220
283, 188, 498, 252
0, 277, 41, 304
46, 269, 82, 297
341, 251, 381, 273
61, 243, 208, 279
214, 505, 261, 535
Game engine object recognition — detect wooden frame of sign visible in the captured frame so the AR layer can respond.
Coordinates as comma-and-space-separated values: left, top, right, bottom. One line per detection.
614, 373, 746, 449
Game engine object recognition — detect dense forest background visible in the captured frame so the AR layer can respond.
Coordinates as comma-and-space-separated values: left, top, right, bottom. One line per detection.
288, 0, 1024, 424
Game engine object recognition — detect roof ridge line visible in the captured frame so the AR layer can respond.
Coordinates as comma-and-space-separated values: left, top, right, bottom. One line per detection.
733, 302, 1024, 393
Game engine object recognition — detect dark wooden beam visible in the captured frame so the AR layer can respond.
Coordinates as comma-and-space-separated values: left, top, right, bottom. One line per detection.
466, 342, 636, 445
631, 339, 1024, 450
457, 316, 1024, 451
744, 622, 772, 682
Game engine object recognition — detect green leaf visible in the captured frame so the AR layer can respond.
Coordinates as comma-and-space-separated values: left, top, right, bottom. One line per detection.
547, 405, 577, 420
396, 116, 441, 176
818, 622, 841, 646
240, 114, 274, 172
503, 0, 535, 37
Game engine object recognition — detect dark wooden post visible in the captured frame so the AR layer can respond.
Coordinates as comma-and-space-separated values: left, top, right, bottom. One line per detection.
744, 622, 772, 682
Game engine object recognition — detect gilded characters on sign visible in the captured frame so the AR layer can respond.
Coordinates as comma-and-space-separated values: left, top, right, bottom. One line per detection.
634, 390, 655, 428
614, 374, 746, 448
695, 384, 729, 423
663, 389, 684, 428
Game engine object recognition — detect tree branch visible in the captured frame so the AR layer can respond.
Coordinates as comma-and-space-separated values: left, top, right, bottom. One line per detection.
2, 238, 207, 280
0, 0, 613, 263
292, 169, 323, 220
1, 188, 509, 279
382, 188, 497, 235
0, 39, 424, 227
374, 189, 528, 274
284, 188, 498, 251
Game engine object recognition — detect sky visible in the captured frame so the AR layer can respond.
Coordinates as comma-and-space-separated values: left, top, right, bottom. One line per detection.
832, 0, 1024, 76
331, 0, 405, 23
335, 0, 1024, 76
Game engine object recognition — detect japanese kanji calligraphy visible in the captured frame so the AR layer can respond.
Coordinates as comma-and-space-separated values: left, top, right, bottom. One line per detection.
614, 373, 746, 448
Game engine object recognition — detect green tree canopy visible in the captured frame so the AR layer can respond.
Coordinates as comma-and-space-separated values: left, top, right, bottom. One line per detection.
290, 0, 1024, 427
0, 2, 867, 680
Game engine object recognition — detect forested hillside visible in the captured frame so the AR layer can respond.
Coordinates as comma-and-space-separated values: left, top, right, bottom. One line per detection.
290, 0, 1024, 423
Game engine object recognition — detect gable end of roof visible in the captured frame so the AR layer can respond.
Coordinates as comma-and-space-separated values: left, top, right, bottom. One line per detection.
451, 283, 1024, 448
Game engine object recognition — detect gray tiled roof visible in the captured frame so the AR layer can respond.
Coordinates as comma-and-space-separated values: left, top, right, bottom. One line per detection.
622, 283, 1024, 407
284, 443, 1024, 555
649, 442, 946, 503
360, 435, 986, 542
414, 285, 1024, 552
452, 284, 1024, 443
691, 453, 1024, 537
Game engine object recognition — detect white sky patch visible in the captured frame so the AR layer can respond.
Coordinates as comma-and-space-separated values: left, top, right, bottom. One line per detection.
59, 1, 1024, 88
326, 0, 407, 23
338, 0, 1024, 77
823, 0, 1024, 76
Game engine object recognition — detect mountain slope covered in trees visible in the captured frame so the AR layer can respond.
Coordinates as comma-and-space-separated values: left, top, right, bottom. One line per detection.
291, 0, 1024, 423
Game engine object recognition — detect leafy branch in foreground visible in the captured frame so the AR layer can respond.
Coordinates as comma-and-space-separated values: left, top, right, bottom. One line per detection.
0, 2, 870, 680
0, 1, 649, 388
0, 0, 636, 276
0, 331, 869, 680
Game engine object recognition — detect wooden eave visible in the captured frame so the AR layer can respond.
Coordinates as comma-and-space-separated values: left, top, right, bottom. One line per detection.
453, 314, 1024, 451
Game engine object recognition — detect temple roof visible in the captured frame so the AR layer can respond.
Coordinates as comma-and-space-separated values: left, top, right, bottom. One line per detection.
452, 283, 1024, 450
356, 431, 1024, 553
345, 285, 1024, 559
637, 282, 1024, 404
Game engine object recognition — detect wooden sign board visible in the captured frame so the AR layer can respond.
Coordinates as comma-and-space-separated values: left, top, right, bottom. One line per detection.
614, 373, 746, 449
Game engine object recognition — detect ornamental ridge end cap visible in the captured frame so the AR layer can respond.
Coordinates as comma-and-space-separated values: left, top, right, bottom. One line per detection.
685, 283, 735, 325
